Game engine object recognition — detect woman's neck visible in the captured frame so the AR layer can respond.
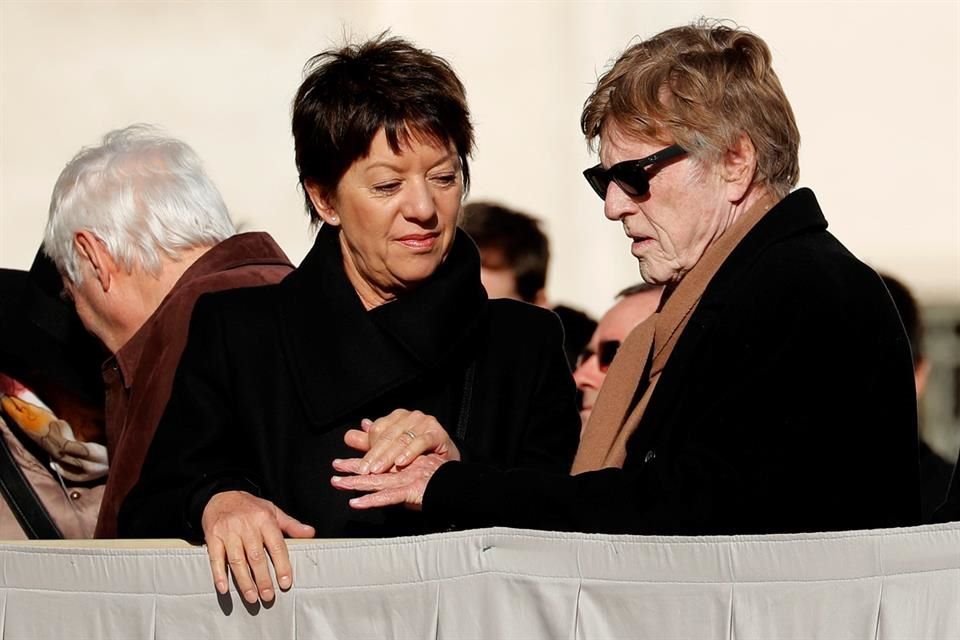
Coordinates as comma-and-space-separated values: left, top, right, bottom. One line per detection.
339, 235, 395, 311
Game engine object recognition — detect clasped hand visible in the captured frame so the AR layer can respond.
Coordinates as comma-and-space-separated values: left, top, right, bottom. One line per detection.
330, 408, 460, 509
199, 409, 457, 604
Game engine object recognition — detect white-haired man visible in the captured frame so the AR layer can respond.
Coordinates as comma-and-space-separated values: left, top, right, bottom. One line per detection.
43, 125, 293, 538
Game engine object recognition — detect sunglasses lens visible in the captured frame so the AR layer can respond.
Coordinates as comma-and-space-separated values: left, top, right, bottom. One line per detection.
598, 340, 621, 370
612, 165, 650, 197
583, 167, 610, 200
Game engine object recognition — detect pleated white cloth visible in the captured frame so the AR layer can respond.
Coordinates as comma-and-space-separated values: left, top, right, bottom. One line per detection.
1, 524, 958, 639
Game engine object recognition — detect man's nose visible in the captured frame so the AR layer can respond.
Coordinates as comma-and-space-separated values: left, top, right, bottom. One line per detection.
573, 354, 604, 390
603, 181, 636, 221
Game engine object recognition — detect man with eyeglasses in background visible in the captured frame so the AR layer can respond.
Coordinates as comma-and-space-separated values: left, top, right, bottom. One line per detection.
573, 283, 661, 430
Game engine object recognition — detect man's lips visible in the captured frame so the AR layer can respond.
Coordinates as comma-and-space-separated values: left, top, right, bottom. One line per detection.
626, 230, 652, 242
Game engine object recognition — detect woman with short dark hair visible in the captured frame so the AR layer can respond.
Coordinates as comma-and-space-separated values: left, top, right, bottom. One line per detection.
119, 35, 579, 604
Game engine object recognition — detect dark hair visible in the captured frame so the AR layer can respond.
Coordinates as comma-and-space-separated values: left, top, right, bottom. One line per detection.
616, 282, 658, 299
460, 201, 549, 303
292, 34, 474, 223
880, 273, 923, 365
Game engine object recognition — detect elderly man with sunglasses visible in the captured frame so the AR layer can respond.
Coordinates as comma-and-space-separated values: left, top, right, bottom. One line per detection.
332, 21, 921, 535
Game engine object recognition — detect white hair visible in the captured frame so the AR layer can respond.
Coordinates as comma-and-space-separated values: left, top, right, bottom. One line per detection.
43, 124, 236, 284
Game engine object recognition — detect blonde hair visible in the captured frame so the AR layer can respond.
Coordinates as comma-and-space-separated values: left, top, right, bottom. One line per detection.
581, 20, 800, 198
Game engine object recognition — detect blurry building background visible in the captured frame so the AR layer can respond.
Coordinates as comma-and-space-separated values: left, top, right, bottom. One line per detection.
1, 0, 957, 456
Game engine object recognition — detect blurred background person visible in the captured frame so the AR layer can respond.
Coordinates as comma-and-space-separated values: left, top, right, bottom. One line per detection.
119, 35, 580, 604
0, 248, 106, 539
880, 273, 953, 522
43, 125, 294, 538
461, 201, 596, 368
574, 283, 661, 428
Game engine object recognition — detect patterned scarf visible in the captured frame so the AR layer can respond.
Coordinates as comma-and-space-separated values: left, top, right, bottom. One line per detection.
572, 194, 778, 473
0, 373, 108, 482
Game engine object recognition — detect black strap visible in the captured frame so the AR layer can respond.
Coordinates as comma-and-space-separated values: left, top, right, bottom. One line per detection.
454, 359, 477, 441
0, 425, 63, 539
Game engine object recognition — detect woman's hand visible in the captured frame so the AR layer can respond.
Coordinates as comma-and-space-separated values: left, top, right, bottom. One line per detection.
341, 409, 461, 474
201, 491, 315, 604
331, 453, 448, 510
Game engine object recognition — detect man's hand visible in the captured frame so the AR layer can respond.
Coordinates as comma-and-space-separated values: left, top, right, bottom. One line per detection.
341, 409, 461, 475
201, 491, 315, 604
331, 453, 448, 510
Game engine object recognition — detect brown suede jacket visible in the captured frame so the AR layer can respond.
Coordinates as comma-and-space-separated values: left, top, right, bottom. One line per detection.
95, 232, 292, 538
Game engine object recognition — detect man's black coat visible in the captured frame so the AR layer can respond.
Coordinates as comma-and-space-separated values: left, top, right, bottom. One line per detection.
425, 189, 922, 534
118, 227, 580, 539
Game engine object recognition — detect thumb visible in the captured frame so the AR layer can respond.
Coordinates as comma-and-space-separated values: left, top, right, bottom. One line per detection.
275, 506, 316, 538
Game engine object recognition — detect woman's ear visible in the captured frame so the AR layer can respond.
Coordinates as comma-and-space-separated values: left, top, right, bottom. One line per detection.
720, 133, 758, 203
304, 180, 340, 226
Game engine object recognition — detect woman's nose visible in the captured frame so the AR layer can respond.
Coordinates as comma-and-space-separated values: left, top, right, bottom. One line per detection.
403, 181, 437, 222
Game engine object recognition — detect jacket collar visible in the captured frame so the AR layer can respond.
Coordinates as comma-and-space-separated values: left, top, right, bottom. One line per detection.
279, 224, 487, 428
113, 232, 291, 390
630, 187, 828, 453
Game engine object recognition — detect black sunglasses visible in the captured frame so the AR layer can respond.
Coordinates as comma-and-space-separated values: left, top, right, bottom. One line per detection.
582, 144, 687, 200
576, 340, 621, 373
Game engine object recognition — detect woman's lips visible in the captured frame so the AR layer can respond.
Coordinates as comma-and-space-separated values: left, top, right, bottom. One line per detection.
396, 233, 439, 250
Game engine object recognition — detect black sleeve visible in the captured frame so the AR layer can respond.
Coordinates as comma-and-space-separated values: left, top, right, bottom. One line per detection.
932, 457, 960, 523
423, 266, 920, 534
117, 295, 260, 541
512, 310, 581, 473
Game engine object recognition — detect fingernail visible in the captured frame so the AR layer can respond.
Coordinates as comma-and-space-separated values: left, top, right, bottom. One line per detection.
261, 588, 274, 602
332, 458, 342, 466
216, 581, 227, 594
331, 475, 341, 485
244, 589, 258, 603
358, 462, 370, 475
361, 418, 373, 427
279, 575, 292, 589
396, 454, 408, 465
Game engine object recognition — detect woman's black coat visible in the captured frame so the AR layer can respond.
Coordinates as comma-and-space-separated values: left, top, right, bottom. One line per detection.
119, 227, 580, 539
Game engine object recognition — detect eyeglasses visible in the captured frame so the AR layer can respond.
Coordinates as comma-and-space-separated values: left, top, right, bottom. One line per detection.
582, 144, 687, 200
576, 340, 621, 373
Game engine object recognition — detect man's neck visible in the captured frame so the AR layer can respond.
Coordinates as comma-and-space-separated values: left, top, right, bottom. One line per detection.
111, 245, 213, 351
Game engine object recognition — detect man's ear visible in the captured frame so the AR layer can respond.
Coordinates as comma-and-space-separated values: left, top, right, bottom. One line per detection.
720, 133, 758, 203
73, 231, 116, 292
304, 180, 340, 226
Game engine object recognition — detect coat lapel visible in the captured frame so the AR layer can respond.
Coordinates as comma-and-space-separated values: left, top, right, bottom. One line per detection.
626, 188, 829, 457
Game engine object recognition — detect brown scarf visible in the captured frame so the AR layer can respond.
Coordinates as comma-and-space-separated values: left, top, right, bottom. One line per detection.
571, 194, 779, 474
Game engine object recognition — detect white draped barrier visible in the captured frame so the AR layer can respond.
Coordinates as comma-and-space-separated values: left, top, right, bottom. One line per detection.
1, 524, 959, 639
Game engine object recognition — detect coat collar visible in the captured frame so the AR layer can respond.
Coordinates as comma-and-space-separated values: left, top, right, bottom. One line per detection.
113, 232, 291, 390
665, 187, 828, 362
279, 224, 487, 428
628, 187, 829, 454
